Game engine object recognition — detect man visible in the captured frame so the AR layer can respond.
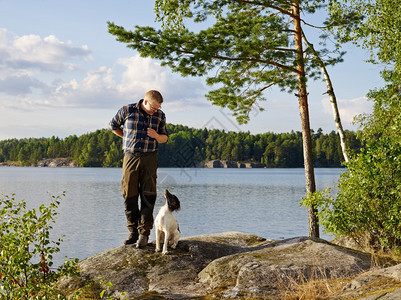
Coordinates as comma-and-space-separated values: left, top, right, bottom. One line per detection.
109, 90, 168, 248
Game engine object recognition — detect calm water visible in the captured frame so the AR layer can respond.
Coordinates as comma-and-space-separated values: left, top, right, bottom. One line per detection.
0, 167, 343, 266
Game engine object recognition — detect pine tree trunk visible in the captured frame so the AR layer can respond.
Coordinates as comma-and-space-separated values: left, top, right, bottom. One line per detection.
293, 2, 319, 238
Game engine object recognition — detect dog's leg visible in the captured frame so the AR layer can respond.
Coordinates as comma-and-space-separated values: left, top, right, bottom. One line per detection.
171, 230, 180, 249
155, 229, 162, 252
162, 230, 169, 254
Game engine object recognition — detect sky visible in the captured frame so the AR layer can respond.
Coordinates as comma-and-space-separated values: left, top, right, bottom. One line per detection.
0, 0, 385, 141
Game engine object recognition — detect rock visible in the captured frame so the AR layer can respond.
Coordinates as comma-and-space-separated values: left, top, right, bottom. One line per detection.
59, 232, 383, 299
224, 161, 238, 168
0, 158, 76, 167
0, 161, 21, 167
36, 158, 76, 167
333, 232, 384, 253
245, 162, 264, 168
205, 160, 225, 168
198, 236, 372, 298
205, 159, 265, 168
332, 264, 401, 299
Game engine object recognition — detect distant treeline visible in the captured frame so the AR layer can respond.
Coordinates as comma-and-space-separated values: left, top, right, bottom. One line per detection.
0, 124, 362, 168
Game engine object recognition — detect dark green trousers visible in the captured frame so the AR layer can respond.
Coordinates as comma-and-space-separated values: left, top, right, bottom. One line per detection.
121, 152, 158, 236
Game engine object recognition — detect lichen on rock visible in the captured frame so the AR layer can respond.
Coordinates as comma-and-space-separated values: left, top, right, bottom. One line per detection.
58, 232, 401, 299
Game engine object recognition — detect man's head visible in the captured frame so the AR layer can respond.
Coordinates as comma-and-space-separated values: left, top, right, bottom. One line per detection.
143, 90, 163, 115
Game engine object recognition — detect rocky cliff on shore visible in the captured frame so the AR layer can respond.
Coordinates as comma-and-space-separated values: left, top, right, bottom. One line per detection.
1, 158, 262, 168
36, 158, 76, 167
205, 159, 264, 168
58, 232, 401, 299
0, 158, 76, 167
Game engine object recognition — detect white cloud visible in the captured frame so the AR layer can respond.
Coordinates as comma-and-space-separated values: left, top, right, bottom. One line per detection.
34, 55, 209, 110
0, 28, 208, 113
321, 96, 373, 126
0, 28, 93, 108
116, 56, 168, 97
115, 55, 208, 109
46, 67, 123, 108
0, 28, 91, 74
0, 75, 47, 96
0, 49, 209, 112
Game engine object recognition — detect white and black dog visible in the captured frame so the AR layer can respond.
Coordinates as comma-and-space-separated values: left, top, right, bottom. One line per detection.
155, 189, 181, 254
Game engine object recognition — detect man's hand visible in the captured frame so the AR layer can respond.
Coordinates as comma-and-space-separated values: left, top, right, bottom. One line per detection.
112, 128, 123, 138
147, 128, 168, 144
147, 128, 158, 139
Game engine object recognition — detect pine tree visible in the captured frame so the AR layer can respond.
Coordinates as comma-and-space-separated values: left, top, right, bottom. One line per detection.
107, 0, 348, 237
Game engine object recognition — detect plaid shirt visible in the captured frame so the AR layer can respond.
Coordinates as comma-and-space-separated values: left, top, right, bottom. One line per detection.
109, 100, 168, 153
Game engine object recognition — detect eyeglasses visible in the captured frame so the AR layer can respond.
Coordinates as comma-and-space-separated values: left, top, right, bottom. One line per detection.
148, 101, 161, 111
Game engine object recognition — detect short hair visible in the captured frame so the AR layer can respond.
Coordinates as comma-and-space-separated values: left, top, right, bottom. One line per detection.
145, 90, 163, 104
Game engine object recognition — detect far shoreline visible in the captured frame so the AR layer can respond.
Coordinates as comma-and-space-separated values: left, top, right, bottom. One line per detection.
0, 158, 345, 169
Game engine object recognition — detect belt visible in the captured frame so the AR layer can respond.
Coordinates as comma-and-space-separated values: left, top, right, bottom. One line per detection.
125, 151, 157, 157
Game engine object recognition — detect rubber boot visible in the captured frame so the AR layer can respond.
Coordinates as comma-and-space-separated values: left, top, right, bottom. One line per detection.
136, 234, 148, 248
124, 231, 138, 245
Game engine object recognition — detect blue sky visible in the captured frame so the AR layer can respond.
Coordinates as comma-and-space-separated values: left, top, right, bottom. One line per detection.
0, 0, 384, 140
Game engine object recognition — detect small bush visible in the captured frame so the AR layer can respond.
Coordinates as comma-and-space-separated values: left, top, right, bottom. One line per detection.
0, 193, 78, 299
301, 141, 401, 253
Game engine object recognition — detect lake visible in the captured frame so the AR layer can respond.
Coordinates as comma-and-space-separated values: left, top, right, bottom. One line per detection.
0, 167, 343, 266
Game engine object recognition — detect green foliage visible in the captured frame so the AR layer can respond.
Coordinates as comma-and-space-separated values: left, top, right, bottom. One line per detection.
0, 193, 78, 299
0, 130, 123, 168
301, 188, 334, 235
316, 142, 401, 250
108, 0, 344, 124
328, 0, 401, 75
301, 189, 332, 210
99, 280, 126, 299
0, 126, 361, 168
313, 79, 401, 251
310, 0, 401, 247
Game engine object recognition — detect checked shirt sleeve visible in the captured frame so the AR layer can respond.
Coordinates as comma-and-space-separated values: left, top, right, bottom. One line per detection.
108, 106, 126, 131
157, 111, 168, 137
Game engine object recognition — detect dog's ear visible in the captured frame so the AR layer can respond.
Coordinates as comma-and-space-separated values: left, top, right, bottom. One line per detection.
173, 196, 180, 211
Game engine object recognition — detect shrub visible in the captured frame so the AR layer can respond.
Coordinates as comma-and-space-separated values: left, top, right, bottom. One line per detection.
0, 193, 78, 299
325, 139, 401, 250
303, 137, 401, 252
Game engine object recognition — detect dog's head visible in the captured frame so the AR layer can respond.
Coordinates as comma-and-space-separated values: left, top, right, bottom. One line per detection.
164, 189, 180, 212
